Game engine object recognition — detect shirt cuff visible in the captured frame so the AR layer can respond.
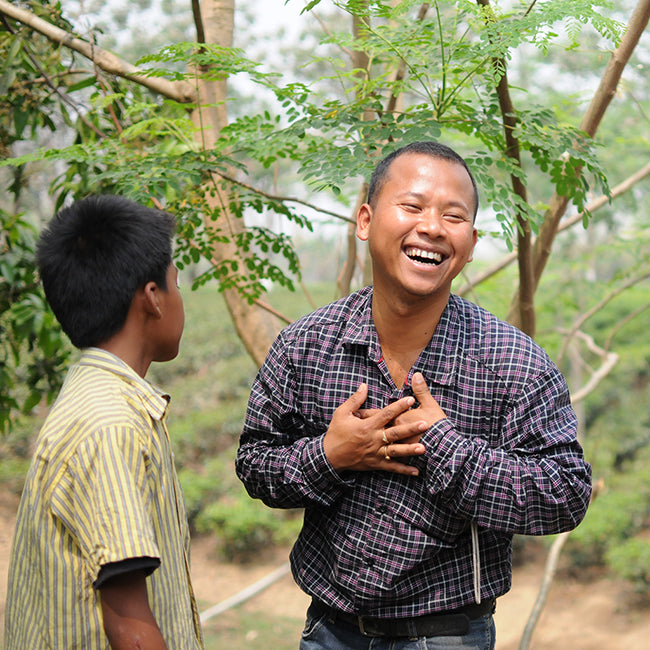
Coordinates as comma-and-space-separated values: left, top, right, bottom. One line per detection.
418, 418, 471, 495
301, 435, 355, 495
94, 556, 161, 590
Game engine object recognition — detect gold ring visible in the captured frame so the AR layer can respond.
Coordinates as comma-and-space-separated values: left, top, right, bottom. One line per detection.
382, 431, 389, 444
383, 445, 391, 461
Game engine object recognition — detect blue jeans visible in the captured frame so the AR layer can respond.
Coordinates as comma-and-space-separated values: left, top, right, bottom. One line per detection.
299, 603, 496, 650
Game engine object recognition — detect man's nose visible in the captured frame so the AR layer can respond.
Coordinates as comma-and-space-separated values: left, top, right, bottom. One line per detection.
415, 211, 444, 236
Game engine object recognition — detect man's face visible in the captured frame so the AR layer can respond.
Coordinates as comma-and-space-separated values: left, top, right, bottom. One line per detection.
357, 153, 477, 305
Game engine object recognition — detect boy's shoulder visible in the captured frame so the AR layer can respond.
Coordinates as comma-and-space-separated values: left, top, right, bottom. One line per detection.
38, 349, 164, 452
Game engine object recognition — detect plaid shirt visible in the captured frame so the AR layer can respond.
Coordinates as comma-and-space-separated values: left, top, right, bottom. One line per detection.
236, 286, 591, 618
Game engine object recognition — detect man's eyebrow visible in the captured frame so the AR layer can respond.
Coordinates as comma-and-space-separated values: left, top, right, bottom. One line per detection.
394, 191, 427, 201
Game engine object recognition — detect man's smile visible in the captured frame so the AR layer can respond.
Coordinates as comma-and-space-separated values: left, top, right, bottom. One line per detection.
404, 246, 444, 266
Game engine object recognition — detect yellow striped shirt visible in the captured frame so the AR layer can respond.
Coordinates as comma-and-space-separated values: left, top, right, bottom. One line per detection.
5, 348, 204, 648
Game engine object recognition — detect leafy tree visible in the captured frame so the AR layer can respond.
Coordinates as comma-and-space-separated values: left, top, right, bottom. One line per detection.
1, 1, 650, 629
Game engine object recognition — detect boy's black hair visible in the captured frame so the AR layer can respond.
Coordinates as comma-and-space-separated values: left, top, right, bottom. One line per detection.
37, 195, 176, 349
367, 141, 479, 221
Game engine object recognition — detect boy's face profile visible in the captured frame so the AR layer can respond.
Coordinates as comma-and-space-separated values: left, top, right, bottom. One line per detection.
152, 264, 185, 362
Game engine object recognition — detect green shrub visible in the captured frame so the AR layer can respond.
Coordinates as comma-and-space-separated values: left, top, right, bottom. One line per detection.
567, 488, 650, 566
177, 453, 239, 526
195, 491, 302, 561
606, 537, 650, 593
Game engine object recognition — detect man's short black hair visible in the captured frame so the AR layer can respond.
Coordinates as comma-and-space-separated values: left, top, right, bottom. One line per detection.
37, 195, 176, 349
367, 141, 479, 221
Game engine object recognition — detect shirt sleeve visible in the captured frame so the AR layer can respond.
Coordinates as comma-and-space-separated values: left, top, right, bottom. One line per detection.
417, 364, 592, 536
236, 334, 352, 509
51, 425, 161, 583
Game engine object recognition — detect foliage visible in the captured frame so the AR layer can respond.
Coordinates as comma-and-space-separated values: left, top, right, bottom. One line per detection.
178, 446, 301, 563
195, 491, 302, 561
568, 487, 650, 565
1, 0, 650, 593
606, 537, 650, 593
0, 210, 72, 432
0, 0, 636, 427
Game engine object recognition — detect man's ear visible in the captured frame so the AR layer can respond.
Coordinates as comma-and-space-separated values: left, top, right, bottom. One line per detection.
357, 203, 372, 241
142, 281, 162, 318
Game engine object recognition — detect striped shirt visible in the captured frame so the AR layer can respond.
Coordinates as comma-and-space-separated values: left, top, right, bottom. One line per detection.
5, 348, 204, 649
236, 287, 592, 618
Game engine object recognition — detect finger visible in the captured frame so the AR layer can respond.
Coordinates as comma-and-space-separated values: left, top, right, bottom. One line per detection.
372, 395, 415, 428
354, 408, 382, 419
384, 441, 426, 458
381, 458, 421, 477
410, 372, 436, 405
386, 419, 428, 443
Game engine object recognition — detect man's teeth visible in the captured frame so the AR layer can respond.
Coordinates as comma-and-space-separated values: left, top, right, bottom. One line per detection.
406, 248, 442, 264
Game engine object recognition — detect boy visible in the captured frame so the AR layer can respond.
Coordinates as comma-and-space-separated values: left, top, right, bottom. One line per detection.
5, 195, 204, 648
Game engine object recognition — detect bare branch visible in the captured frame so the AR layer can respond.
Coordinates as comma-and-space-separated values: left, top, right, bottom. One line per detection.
313, 10, 354, 59
522, 1, 539, 18
192, 0, 206, 44
252, 299, 292, 325
212, 171, 355, 224
518, 531, 570, 650
604, 301, 650, 352
519, 479, 604, 650
0, 0, 196, 103
557, 270, 650, 363
567, 331, 619, 405
338, 186, 367, 296
477, 0, 535, 334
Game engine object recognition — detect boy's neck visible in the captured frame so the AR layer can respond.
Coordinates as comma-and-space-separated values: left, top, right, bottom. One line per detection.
99, 338, 151, 378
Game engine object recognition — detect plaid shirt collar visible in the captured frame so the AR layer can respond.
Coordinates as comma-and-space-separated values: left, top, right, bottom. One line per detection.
340, 287, 461, 387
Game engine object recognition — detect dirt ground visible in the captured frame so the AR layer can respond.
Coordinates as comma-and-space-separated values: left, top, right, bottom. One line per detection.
2, 490, 649, 649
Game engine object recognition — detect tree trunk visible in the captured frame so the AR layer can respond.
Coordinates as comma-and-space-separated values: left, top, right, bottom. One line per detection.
192, 0, 280, 366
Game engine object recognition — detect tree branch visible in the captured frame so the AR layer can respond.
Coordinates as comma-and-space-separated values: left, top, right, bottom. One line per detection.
604, 301, 650, 352
0, 11, 106, 138
0, 0, 196, 103
515, 0, 650, 326
567, 331, 619, 405
477, 0, 535, 334
211, 171, 356, 224
557, 270, 650, 363
518, 479, 603, 650
456, 161, 650, 296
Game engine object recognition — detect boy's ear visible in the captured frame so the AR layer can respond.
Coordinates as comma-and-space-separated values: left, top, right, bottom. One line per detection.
142, 281, 162, 318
